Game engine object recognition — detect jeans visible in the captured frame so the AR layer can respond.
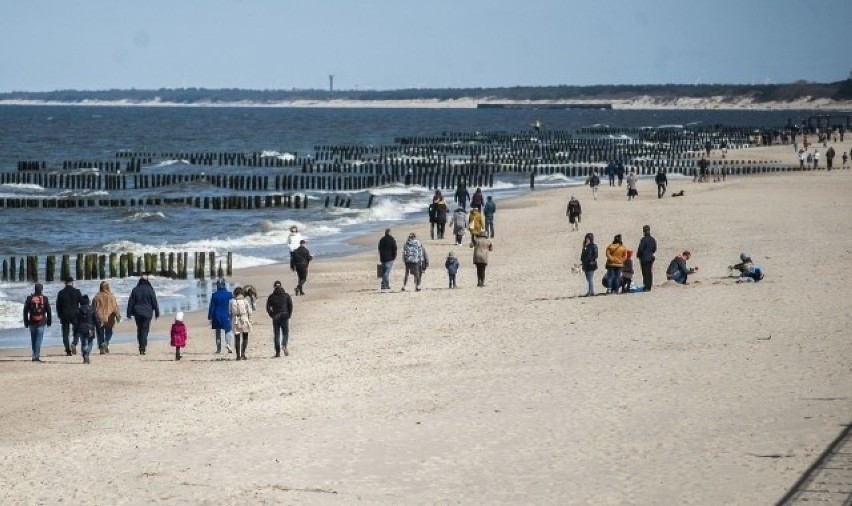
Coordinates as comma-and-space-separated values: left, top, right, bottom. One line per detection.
404, 262, 422, 288
78, 332, 94, 358
584, 270, 595, 295
606, 268, 622, 293
134, 315, 151, 352
380, 260, 394, 289
273, 317, 289, 353
215, 328, 233, 351
448, 273, 456, 288
640, 260, 654, 291
485, 218, 494, 238
96, 325, 113, 349
61, 320, 77, 351
657, 183, 666, 199
29, 324, 45, 359
475, 263, 487, 286
436, 222, 446, 239
455, 233, 463, 245
670, 271, 687, 284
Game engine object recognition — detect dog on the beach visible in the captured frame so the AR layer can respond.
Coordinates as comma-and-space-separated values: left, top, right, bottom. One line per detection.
672, 190, 685, 197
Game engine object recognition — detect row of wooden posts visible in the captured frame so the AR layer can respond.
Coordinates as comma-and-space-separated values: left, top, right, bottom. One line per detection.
1, 252, 233, 283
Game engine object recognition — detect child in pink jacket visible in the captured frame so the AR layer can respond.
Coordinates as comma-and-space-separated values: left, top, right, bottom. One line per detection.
171, 312, 188, 361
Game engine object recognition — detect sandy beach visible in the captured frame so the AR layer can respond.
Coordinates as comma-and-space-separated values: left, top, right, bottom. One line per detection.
1, 141, 851, 504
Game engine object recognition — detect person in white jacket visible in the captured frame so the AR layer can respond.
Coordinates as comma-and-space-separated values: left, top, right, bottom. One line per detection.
287, 225, 303, 271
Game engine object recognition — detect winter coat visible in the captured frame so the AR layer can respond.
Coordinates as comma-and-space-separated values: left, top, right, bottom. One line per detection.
74, 298, 97, 337
605, 242, 627, 269
566, 199, 581, 217
378, 234, 397, 262
581, 243, 598, 272
655, 172, 668, 185
445, 256, 460, 275
636, 235, 657, 262
92, 286, 120, 329
229, 295, 253, 334
207, 285, 233, 331
470, 191, 484, 209
292, 246, 312, 268
428, 202, 438, 223
471, 235, 493, 264
483, 199, 496, 219
468, 209, 485, 236
56, 285, 82, 323
266, 286, 293, 320
170, 321, 187, 347
23, 293, 52, 328
452, 209, 468, 235
127, 278, 160, 320
434, 200, 449, 223
589, 175, 601, 188
627, 173, 637, 190
287, 232, 303, 253
666, 255, 689, 282
454, 186, 470, 206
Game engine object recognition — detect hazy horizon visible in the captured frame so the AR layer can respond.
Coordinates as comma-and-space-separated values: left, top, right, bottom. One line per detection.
2, 0, 850, 93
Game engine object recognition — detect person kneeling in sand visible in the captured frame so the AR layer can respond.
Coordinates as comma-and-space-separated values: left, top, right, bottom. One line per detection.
729, 252, 764, 283
666, 251, 696, 284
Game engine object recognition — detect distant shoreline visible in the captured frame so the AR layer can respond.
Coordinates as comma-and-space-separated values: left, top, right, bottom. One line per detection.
2, 97, 851, 110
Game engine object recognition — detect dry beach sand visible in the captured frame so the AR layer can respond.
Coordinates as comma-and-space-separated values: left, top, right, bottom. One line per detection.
1, 143, 851, 504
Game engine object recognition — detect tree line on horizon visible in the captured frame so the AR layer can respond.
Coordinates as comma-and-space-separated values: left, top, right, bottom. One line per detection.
1, 81, 851, 103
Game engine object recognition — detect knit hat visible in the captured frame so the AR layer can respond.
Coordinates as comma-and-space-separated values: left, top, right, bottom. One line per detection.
740, 252, 749, 262
175, 312, 184, 322
273, 280, 282, 288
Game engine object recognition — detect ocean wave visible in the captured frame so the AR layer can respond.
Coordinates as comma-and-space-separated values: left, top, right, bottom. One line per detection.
261, 150, 296, 161
121, 210, 167, 222
368, 183, 432, 197
58, 189, 109, 198
0, 183, 46, 193
535, 173, 584, 184
0, 300, 23, 330
150, 159, 191, 168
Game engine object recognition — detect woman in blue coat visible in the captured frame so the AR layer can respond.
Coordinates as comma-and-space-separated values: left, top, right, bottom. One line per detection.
208, 278, 233, 354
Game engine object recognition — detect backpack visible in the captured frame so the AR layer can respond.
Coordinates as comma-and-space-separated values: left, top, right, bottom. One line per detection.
76, 305, 94, 335
29, 295, 45, 324
403, 240, 420, 264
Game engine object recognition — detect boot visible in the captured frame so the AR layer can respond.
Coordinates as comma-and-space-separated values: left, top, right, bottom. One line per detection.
241, 336, 248, 360
175, 348, 181, 361
234, 335, 242, 360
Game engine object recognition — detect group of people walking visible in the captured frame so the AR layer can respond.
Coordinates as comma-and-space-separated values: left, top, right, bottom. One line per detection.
22, 273, 296, 363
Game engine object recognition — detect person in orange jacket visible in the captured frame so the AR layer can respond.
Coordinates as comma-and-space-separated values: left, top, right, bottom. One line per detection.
605, 234, 627, 294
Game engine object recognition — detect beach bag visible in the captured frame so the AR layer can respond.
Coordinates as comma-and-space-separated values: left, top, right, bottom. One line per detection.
29, 295, 45, 324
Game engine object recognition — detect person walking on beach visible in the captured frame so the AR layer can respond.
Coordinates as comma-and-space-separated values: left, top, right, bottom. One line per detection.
605, 234, 627, 294
207, 278, 233, 355
378, 228, 397, 290
434, 193, 448, 239
292, 239, 313, 296
468, 206, 485, 240
266, 280, 293, 357
826, 146, 835, 171
588, 171, 601, 200
127, 272, 160, 355
606, 161, 616, 187
616, 161, 625, 187
92, 280, 120, 354
566, 195, 581, 231
470, 231, 493, 287
428, 195, 439, 240
452, 207, 468, 245
445, 251, 460, 288
170, 312, 187, 361
813, 150, 820, 170
74, 295, 97, 364
454, 180, 470, 210
287, 225, 303, 272
23, 282, 52, 362
842, 151, 848, 168
636, 225, 657, 292
470, 187, 484, 210
580, 233, 599, 297
56, 277, 82, 356
626, 170, 638, 200
799, 149, 806, 170
402, 232, 428, 292
655, 169, 668, 199
483, 195, 496, 238
230, 286, 253, 360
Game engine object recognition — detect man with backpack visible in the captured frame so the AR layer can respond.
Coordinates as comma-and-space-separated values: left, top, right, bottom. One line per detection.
74, 295, 97, 364
23, 283, 52, 362
402, 232, 428, 292
56, 277, 82, 356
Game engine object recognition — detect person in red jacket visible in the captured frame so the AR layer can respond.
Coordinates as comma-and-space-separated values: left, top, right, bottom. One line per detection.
23, 282, 52, 362
171, 312, 188, 361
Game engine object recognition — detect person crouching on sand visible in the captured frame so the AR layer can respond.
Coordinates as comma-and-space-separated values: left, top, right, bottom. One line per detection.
666, 251, 696, 284
171, 312, 187, 361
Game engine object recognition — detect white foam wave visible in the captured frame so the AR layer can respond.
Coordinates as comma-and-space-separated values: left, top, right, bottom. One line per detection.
369, 183, 431, 197
1, 183, 45, 192
0, 300, 22, 330
122, 211, 167, 222
151, 159, 191, 168
260, 151, 296, 161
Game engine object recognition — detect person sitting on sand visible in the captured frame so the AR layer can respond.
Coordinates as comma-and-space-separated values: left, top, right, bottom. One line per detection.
666, 251, 696, 284
729, 252, 764, 283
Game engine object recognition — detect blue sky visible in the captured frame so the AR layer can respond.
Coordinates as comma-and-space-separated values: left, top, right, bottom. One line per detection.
1, 0, 850, 92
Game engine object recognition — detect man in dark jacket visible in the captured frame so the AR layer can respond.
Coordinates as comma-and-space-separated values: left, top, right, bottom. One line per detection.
126, 273, 160, 355
292, 240, 313, 296
378, 228, 397, 290
636, 225, 657, 292
23, 282, 52, 362
56, 277, 82, 355
454, 180, 470, 210
266, 280, 294, 357
655, 170, 668, 199
666, 251, 694, 284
